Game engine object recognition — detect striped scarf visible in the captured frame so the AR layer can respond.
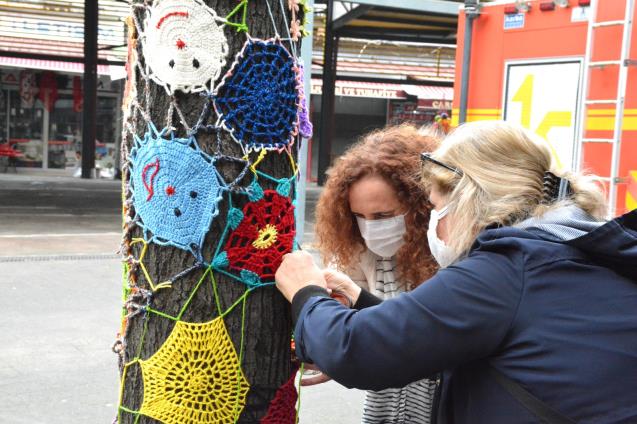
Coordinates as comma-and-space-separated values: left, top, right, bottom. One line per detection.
361, 257, 437, 424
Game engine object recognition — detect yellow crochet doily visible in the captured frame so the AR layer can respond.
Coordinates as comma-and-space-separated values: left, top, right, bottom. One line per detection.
139, 317, 249, 423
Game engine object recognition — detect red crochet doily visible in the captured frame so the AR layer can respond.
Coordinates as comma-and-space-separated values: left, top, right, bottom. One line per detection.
224, 190, 295, 281
260, 366, 299, 424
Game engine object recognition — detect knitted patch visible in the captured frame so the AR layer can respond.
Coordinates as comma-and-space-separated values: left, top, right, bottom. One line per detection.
214, 38, 301, 150
142, 0, 229, 93
129, 126, 224, 254
260, 366, 299, 424
222, 189, 295, 283
139, 317, 250, 423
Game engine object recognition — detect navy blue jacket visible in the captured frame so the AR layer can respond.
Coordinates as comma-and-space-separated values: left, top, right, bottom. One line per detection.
292, 210, 637, 423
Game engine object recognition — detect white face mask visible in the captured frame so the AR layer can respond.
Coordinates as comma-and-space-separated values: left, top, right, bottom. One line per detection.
427, 206, 457, 268
356, 214, 407, 258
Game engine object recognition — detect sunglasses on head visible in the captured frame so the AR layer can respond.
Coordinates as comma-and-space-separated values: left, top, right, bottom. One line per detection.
420, 152, 463, 177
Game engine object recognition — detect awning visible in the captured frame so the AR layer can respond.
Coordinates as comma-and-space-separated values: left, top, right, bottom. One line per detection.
402, 84, 453, 100
311, 78, 454, 101
0, 56, 125, 79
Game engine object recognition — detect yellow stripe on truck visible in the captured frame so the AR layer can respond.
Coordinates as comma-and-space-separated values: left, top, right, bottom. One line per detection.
451, 109, 502, 126
586, 109, 637, 131
627, 171, 637, 212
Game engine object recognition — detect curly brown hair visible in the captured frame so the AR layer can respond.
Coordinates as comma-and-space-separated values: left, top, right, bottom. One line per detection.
315, 124, 439, 288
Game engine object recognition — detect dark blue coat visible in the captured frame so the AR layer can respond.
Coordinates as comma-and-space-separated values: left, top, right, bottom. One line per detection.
292, 210, 637, 423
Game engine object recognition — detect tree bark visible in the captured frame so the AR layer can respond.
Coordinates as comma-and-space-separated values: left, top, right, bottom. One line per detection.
117, 1, 303, 422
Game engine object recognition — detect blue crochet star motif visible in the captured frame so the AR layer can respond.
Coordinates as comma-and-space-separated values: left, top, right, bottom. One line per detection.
129, 125, 225, 254
214, 38, 300, 150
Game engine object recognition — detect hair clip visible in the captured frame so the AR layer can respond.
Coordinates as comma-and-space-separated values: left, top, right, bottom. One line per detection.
542, 171, 572, 203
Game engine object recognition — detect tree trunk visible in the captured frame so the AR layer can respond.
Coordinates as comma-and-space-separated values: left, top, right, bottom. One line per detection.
115, 1, 306, 423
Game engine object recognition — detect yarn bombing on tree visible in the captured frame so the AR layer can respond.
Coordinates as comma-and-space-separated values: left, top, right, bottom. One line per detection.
214, 38, 302, 151
128, 124, 225, 258
117, 268, 252, 423
141, 0, 229, 93
138, 317, 250, 424
116, 0, 310, 422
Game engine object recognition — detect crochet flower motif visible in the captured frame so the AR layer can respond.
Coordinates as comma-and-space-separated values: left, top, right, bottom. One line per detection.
142, 0, 229, 93
218, 189, 295, 285
214, 39, 301, 150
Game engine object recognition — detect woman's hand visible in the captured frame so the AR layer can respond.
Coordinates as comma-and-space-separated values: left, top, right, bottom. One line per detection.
275, 251, 326, 302
323, 269, 362, 306
300, 363, 333, 386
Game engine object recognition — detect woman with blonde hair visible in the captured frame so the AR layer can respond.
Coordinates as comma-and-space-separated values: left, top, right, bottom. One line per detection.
277, 121, 637, 423
311, 124, 439, 423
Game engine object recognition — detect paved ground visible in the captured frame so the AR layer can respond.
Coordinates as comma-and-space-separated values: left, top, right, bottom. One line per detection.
0, 173, 364, 423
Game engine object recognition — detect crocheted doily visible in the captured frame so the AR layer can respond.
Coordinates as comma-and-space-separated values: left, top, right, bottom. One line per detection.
142, 0, 229, 93
139, 317, 250, 423
260, 366, 299, 424
129, 126, 224, 254
215, 187, 296, 285
214, 38, 301, 150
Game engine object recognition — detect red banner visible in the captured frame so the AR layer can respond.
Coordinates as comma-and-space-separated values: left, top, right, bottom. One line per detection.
38, 71, 58, 112
73, 75, 83, 112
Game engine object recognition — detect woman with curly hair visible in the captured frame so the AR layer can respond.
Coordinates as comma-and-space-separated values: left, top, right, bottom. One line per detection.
312, 124, 439, 424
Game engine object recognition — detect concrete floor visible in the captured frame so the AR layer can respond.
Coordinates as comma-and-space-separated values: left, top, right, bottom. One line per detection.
0, 173, 365, 423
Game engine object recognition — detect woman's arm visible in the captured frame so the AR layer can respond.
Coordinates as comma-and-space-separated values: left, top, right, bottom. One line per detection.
290, 245, 525, 391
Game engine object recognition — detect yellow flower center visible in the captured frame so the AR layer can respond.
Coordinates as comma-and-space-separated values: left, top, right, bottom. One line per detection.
252, 224, 278, 250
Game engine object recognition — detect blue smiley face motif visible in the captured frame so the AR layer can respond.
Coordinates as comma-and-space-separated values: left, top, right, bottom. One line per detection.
129, 126, 225, 254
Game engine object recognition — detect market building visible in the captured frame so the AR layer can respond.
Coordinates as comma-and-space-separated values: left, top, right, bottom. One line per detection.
0, 0, 127, 174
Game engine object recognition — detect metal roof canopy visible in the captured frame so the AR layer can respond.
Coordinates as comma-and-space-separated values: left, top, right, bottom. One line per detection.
328, 0, 461, 44
315, 0, 461, 185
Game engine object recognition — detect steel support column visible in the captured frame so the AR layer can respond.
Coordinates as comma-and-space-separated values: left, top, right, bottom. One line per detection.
81, 0, 98, 179
318, 0, 338, 186
458, 0, 479, 125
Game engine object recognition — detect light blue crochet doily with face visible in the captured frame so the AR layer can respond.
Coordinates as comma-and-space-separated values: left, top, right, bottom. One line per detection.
130, 126, 224, 254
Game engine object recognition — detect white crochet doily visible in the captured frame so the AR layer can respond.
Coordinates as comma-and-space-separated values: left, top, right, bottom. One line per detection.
142, 0, 229, 93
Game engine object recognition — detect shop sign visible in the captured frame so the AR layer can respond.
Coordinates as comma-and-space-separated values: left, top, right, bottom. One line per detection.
7, 18, 120, 44
431, 100, 453, 110
311, 82, 404, 99
0, 1, 127, 45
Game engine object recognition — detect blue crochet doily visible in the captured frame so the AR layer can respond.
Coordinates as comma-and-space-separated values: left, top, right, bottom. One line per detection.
214, 38, 300, 150
129, 125, 225, 254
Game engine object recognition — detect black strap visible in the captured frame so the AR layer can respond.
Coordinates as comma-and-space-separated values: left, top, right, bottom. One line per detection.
489, 367, 577, 424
